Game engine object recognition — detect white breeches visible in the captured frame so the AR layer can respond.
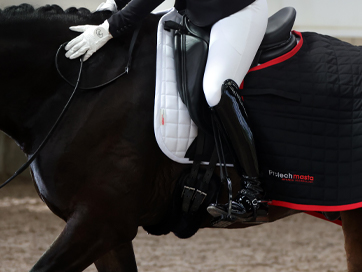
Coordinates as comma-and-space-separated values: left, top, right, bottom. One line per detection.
203, 0, 268, 107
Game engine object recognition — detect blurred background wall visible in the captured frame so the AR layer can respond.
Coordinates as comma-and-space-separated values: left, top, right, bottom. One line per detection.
0, 0, 361, 181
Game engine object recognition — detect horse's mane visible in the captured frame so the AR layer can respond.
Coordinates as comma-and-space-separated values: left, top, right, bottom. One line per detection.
0, 3, 111, 24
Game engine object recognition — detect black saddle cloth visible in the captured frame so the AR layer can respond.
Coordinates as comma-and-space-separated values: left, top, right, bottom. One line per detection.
241, 31, 362, 209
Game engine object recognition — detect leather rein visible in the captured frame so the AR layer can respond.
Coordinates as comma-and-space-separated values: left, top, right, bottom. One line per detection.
0, 25, 141, 189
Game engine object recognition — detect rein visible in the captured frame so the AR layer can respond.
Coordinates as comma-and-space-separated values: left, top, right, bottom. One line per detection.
0, 25, 141, 189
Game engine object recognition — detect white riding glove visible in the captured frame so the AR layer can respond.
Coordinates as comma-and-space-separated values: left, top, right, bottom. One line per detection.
65, 20, 113, 62
96, 0, 118, 12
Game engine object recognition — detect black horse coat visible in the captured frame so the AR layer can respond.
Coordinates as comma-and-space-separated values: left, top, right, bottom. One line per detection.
242, 31, 362, 211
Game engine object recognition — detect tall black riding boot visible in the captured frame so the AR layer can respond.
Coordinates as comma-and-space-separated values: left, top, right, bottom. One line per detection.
207, 79, 264, 221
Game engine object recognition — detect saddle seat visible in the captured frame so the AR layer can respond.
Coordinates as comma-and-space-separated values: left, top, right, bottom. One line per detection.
255, 7, 297, 64
261, 7, 296, 48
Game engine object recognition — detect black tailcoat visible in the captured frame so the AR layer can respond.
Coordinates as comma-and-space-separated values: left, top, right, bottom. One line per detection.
109, 0, 255, 37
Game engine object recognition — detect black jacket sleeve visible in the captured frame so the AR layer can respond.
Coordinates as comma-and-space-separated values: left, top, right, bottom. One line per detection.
108, 0, 166, 38
114, 0, 132, 10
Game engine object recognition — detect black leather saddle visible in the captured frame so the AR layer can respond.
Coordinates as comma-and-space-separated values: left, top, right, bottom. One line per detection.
166, 7, 297, 139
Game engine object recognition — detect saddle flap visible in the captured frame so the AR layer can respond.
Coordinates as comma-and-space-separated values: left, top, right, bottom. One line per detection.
173, 16, 212, 134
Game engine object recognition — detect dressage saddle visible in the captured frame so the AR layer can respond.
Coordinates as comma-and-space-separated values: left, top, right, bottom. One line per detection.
167, 7, 297, 135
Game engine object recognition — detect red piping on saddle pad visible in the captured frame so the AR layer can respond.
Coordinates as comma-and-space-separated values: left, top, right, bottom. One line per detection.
249, 31, 303, 73
269, 200, 362, 226
304, 211, 342, 226
269, 200, 362, 213
240, 31, 303, 90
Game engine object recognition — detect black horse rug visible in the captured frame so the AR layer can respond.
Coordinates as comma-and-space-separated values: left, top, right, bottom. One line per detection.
241, 31, 362, 212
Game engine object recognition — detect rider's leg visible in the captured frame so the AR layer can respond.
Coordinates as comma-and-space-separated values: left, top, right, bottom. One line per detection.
203, 0, 268, 220
203, 0, 268, 107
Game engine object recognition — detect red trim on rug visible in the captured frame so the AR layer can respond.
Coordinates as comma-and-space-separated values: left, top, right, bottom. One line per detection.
304, 211, 342, 226
269, 200, 362, 212
239, 31, 303, 89
249, 31, 303, 73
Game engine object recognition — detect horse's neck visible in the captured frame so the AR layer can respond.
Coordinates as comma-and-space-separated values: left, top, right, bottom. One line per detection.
0, 11, 109, 153
0, 12, 160, 154
0, 70, 72, 153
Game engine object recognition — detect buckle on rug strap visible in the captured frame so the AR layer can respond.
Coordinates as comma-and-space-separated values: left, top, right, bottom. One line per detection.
181, 186, 195, 212
190, 189, 207, 213
182, 186, 208, 213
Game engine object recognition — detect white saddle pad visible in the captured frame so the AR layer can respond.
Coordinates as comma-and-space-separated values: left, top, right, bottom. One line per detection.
154, 9, 198, 164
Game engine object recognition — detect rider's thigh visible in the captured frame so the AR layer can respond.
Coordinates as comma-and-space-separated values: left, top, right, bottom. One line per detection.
203, 0, 268, 107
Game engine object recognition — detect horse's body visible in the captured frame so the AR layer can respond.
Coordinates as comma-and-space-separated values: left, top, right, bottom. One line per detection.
0, 4, 361, 272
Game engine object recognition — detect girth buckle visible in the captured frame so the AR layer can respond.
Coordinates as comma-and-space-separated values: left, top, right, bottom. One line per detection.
181, 186, 195, 213
190, 189, 207, 213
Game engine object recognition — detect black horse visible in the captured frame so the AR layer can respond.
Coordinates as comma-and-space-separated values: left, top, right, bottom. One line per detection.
1, 4, 362, 272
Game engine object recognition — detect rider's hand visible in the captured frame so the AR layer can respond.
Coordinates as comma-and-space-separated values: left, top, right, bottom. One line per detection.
65, 20, 113, 62
96, 0, 118, 12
